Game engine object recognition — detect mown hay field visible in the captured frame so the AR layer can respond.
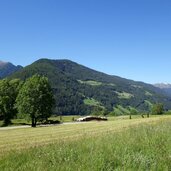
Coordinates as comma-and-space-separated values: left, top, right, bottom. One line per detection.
0, 116, 171, 170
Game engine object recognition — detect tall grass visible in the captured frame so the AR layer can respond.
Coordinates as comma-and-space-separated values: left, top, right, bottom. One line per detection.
0, 117, 171, 170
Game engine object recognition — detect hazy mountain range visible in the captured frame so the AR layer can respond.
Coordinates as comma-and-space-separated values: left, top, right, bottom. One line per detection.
154, 83, 171, 96
1, 59, 171, 115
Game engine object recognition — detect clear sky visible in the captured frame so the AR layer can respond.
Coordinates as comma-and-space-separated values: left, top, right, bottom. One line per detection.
0, 0, 171, 84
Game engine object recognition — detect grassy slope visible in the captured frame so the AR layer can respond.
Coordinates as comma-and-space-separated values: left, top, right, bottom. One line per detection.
0, 116, 171, 170
78, 80, 103, 86
115, 91, 134, 99
84, 98, 103, 107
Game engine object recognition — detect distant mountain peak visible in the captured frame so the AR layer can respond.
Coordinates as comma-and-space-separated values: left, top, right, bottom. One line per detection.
0, 60, 8, 66
154, 83, 171, 89
0, 61, 23, 79
154, 83, 171, 96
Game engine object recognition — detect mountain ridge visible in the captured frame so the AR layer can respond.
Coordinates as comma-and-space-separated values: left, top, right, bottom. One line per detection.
154, 83, 171, 96
154, 83, 171, 89
0, 60, 8, 66
0, 61, 23, 79
7, 58, 171, 115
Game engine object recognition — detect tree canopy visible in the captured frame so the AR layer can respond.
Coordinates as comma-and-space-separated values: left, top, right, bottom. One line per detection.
0, 79, 22, 125
16, 74, 55, 127
151, 103, 164, 115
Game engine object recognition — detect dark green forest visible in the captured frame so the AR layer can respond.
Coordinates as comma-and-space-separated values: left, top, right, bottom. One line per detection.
8, 59, 171, 115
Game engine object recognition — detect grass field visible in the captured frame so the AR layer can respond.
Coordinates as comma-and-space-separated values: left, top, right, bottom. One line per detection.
0, 114, 167, 127
0, 116, 171, 170
84, 98, 104, 108
115, 91, 134, 99
78, 80, 103, 86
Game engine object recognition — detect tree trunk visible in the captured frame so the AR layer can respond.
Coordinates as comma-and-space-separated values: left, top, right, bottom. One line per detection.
129, 114, 132, 119
60, 115, 62, 121
3, 113, 11, 126
3, 118, 11, 126
31, 117, 36, 127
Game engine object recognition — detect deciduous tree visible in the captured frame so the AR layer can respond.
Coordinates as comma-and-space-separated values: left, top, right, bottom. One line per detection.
151, 103, 164, 115
16, 75, 55, 127
0, 79, 22, 125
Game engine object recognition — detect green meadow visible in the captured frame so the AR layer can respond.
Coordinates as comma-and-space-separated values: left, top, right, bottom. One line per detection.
0, 116, 171, 170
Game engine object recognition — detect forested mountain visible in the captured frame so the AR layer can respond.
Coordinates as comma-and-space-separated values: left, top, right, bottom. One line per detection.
154, 83, 171, 96
9, 59, 171, 115
0, 61, 22, 79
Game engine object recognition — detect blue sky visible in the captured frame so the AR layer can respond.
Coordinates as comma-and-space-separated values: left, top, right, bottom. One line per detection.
0, 0, 171, 84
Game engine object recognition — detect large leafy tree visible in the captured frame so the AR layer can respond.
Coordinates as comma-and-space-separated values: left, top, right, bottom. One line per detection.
151, 103, 164, 115
0, 79, 22, 125
16, 74, 55, 127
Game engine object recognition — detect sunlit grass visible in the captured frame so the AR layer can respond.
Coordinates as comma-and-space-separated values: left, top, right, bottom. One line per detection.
78, 80, 103, 86
0, 116, 169, 156
0, 116, 171, 170
84, 98, 103, 107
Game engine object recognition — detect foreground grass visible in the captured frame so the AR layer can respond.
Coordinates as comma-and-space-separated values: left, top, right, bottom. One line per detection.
0, 116, 171, 170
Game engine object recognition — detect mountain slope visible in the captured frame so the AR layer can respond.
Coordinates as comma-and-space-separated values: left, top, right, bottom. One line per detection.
154, 83, 171, 96
9, 59, 171, 115
0, 61, 22, 79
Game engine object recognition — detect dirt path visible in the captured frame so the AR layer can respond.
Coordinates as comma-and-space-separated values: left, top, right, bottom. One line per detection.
0, 121, 90, 130
0, 125, 31, 130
